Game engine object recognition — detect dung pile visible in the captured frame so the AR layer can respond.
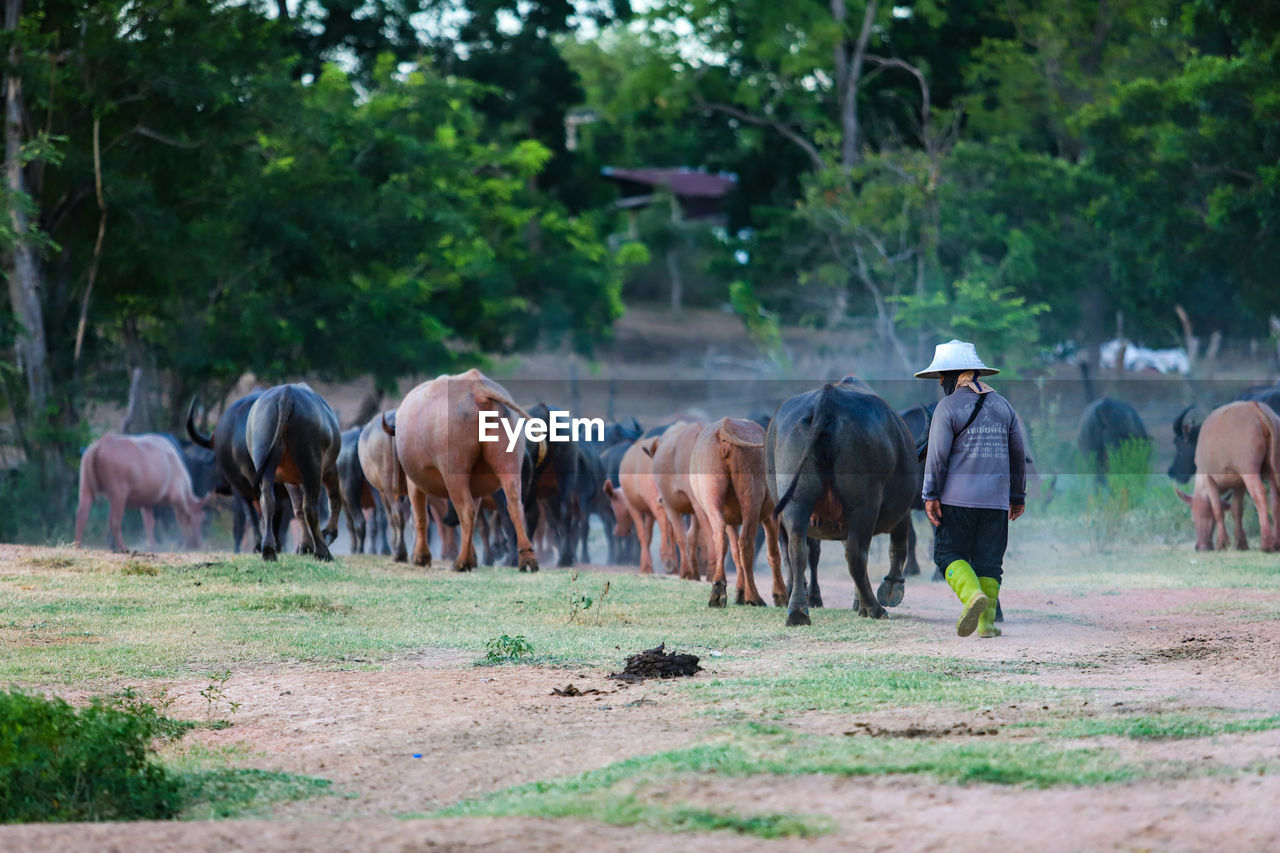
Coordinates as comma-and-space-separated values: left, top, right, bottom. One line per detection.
609, 643, 702, 683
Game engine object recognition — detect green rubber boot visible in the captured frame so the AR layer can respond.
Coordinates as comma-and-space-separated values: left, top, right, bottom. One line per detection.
977, 577, 1001, 638
944, 560, 988, 637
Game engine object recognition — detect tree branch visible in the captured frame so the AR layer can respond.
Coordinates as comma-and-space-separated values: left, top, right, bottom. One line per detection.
694, 95, 825, 173
134, 124, 204, 148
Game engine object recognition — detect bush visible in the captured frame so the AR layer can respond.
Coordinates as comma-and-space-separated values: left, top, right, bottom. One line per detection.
0, 689, 181, 822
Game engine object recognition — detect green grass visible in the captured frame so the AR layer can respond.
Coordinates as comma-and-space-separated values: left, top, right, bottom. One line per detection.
1053, 713, 1280, 741
436, 725, 1187, 835
163, 743, 334, 820
681, 653, 1049, 718
0, 554, 911, 686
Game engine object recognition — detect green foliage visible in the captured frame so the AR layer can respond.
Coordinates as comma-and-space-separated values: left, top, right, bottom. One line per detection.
728, 280, 785, 362
483, 634, 534, 664
0, 688, 181, 822
892, 277, 1049, 376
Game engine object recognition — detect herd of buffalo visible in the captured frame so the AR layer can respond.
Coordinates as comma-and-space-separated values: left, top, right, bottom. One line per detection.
71, 368, 1280, 626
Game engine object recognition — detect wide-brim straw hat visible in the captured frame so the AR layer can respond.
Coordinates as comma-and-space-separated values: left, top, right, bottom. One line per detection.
914, 339, 999, 379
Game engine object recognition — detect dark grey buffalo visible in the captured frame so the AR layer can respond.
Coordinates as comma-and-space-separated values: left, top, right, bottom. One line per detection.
1237, 384, 1280, 415
1168, 405, 1203, 483
766, 382, 918, 626
338, 426, 387, 555
246, 384, 344, 562
1079, 398, 1149, 477
188, 391, 283, 553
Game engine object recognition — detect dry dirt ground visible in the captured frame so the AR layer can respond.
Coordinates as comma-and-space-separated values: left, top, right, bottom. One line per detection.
3, 547, 1280, 851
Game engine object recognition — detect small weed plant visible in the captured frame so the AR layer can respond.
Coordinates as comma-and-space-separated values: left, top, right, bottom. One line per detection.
567, 571, 611, 624
199, 670, 243, 721
483, 634, 534, 663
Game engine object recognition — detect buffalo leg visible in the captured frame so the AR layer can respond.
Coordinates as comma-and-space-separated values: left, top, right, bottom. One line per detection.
780, 512, 813, 626
285, 485, 313, 555
318, 465, 342, 550
497, 477, 538, 573
107, 498, 128, 552
762, 515, 786, 607
702, 504, 730, 607
903, 519, 921, 575
140, 507, 157, 552
260, 476, 282, 562
807, 538, 823, 608
1242, 475, 1274, 552
408, 485, 433, 567
846, 531, 885, 619
385, 492, 408, 562
876, 515, 910, 608
1230, 487, 1247, 550
632, 505, 655, 574
74, 482, 95, 549
733, 515, 765, 607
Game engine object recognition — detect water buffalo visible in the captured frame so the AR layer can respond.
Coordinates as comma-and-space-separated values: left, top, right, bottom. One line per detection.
74, 433, 206, 552
394, 369, 538, 572
1079, 398, 1149, 477
523, 403, 589, 567
649, 420, 708, 581
1237, 384, 1280, 414
689, 418, 784, 607
338, 426, 386, 555
246, 384, 344, 562
613, 435, 677, 574
574, 445, 615, 563
359, 410, 410, 561
767, 382, 917, 626
1168, 406, 1203, 483
1174, 401, 1280, 551
188, 391, 286, 553
600, 440, 639, 564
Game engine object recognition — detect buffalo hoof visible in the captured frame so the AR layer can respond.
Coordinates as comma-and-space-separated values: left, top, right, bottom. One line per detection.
931, 567, 944, 582
412, 552, 432, 568
323, 529, 338, 546
903, 562, 920, 576
519, 559, 540, 573
877, 577, 905, 608
786, 609, 811, 627
394, 552, 408, 564
316, 549, 334, 563
262, 546, 278, 563
743, 597, 766, 608
773, 591, 787, 607
809, 593, 824, 608
708, 580, 728, 608
735, 587, 745, 606
860, 602, 887, 619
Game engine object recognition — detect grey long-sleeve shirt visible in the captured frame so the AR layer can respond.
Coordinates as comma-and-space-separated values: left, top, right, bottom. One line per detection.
922, 387, 1026, 510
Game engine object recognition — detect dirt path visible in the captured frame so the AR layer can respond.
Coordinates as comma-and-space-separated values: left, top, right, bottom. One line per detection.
3, 554, 1279, 851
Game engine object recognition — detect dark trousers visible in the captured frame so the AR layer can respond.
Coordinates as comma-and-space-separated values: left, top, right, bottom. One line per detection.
934, 504, 1008, 583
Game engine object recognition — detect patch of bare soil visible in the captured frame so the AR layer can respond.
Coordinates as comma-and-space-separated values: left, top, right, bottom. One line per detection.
4, 546, 1280, 850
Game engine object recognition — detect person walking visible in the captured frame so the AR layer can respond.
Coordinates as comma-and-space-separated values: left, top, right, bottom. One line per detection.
915, 340, 1025, 638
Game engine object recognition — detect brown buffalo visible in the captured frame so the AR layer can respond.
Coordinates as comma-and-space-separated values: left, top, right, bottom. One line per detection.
75, 433, 206, 552
394, 369, 538, 572
1175, 401, 1280, 551
689, 418, 784, 607
611, 436, 676, 574
649, 420, 707, 580
360, 410, 410, 561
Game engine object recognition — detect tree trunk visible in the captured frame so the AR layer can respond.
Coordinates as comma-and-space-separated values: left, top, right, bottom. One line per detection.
832, 0, 877, 170
4, 0, 50, 415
